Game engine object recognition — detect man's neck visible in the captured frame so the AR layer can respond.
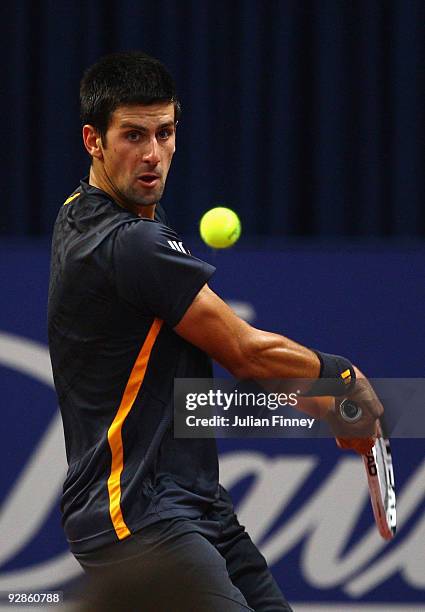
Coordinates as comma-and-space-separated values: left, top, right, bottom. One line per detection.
88, 165, 156, 220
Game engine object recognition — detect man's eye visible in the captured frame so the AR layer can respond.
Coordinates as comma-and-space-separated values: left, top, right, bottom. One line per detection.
127, 132, 140, 142
158, 129, 172, 140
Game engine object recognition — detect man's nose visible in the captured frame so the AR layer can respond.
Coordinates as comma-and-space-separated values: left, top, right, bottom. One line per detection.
142, 138, 160, 164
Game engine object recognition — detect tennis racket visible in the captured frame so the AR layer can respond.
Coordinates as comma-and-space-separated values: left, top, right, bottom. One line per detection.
339, 399, 396, 540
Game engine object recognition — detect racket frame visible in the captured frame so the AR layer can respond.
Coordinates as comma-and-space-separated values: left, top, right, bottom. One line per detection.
363, 436, 396, 540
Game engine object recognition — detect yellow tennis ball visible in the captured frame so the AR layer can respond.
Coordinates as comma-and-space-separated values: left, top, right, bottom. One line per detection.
199, 207, 241, 248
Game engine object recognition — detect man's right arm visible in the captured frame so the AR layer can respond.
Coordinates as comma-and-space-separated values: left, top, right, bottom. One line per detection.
174, 283, 383, 449
174, 284, 321, 381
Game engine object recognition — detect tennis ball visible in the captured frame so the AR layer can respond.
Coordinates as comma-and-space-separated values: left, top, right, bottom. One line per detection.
199, 207, 241, 248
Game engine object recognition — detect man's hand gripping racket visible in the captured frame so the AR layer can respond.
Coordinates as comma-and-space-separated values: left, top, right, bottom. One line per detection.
326, 369, 396, 540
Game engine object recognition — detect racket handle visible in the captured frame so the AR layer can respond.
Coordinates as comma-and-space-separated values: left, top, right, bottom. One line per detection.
339, 399, 362, 422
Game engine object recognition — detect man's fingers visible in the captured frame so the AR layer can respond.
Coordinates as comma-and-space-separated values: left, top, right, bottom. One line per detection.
325, 403, 378, 438
335, 436, 375, 455
349, 374, 384, 419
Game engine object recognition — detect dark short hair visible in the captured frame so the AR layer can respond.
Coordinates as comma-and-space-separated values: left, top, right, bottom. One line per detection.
80, 51, 181, 142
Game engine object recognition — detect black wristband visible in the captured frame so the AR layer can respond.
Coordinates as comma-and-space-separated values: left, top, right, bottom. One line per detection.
305, 350, 356, 397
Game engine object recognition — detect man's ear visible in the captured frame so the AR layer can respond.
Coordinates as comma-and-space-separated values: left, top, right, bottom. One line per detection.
82, 125, 104, 160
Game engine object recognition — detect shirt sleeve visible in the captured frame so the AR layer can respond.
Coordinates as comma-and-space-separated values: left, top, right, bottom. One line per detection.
113, 219, 215, 327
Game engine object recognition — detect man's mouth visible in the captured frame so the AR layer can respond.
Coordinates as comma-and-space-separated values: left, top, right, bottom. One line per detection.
138, 174, 160, 187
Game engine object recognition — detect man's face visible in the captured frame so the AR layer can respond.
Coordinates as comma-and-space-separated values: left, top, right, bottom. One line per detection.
100, 103, 176, 208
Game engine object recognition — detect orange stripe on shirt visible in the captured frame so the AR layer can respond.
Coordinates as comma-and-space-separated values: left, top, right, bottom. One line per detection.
107, 317, 163, 540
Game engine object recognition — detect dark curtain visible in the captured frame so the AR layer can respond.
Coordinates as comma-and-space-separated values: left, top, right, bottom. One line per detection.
2, 0, 425, 237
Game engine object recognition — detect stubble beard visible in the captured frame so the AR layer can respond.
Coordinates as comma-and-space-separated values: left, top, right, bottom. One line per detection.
129, 181, 165, 207
101, 162, 166, 210
114, 177, 166, 210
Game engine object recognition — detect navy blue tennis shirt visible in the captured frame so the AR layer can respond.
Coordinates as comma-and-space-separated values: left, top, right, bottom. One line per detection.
48, 178, 218, 553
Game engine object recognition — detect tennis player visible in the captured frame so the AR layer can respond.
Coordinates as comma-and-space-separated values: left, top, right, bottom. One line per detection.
48, 52, 383, 611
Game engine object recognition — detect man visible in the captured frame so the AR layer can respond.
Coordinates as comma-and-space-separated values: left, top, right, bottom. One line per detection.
48, 52, 382, 611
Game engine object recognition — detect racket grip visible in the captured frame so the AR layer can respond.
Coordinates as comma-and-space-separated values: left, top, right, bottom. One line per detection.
339, 399, 362, 423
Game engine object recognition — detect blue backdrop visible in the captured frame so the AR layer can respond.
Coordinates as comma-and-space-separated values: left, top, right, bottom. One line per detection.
0, 239, 423, 608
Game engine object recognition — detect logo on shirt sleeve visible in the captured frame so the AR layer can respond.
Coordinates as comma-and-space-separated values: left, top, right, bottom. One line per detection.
167, 240, 190, 255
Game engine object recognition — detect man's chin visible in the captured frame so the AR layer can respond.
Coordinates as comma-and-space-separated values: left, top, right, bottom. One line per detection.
130, 188, 164, 208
